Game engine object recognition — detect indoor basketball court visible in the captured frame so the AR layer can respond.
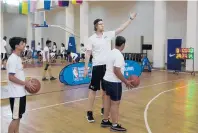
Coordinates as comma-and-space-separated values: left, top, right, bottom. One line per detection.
1, 1, 198, 133
1, 67, 198, 133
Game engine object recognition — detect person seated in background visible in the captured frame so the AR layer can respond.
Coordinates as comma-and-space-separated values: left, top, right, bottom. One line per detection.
60, 43, 66, 63
80, 43, 86, 62
22, 46, 32, 64
66, 51, 78, 64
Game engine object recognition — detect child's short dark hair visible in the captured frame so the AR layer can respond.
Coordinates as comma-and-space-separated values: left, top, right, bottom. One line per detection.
46, 40, 51, 45
115, 36, 126, 47
9, 37, 24, 50
67, 51, 71, 55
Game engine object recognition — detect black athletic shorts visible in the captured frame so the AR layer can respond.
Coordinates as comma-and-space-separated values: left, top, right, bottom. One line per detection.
9, 96, 26, 119
103, 80, 122, 101
89, 65, 106, 91
81, 53, 85, 59
1, 53, 8, 61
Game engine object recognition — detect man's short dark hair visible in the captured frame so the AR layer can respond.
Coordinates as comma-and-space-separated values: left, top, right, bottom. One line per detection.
93, 19, 103, 31
9, 37, 24, 50
81, 43, 84, 47
46, 40, 51, 45
115, 36, 126, 47
3, 36, 7, 40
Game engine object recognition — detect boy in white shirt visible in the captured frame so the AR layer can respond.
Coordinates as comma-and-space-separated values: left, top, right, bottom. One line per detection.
6, 37, 35, 133
67, 51, 78, 63
42, 40, 56, 81
101, 36, 133, 132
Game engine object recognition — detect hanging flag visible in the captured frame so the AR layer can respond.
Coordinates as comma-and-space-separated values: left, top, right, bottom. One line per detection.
71, 0, 77, 4
58, 0, 69, 7
44, 0, 51, 10
36, 0, 44, 10
51, 0, 58, 7
29, 0, 37, 13
72, 0, 82, 4
76, 0, 83, 4
19, 1, 28, 15
28, 0, 30, 12
19, 2, 22, 14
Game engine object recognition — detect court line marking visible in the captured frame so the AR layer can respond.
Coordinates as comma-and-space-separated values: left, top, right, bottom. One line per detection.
0, 73, 157, 83
144, 82, 198, 133
3, 78, 185, 117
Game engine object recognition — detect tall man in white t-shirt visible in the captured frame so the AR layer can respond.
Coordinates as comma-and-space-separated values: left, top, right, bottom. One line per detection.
1, 36, 8, 70
6, 37, 35, 133
101, 36, 133, 132
42, 40, 56, 81
84, 12, 137, 122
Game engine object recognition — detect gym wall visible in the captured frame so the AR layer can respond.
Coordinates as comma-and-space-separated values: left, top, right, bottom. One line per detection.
89, 1, 187, 62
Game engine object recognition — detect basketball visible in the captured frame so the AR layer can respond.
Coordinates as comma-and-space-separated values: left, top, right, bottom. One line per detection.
128, 75, 140, 87
25, 78, 41, 94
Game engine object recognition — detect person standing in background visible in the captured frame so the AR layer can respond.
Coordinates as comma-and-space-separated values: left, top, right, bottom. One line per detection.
52, 42, 57, 59
60, 43, 66, 63
1, 36, 8, 70
42, 40, 56, 81
37, 42, 42, 63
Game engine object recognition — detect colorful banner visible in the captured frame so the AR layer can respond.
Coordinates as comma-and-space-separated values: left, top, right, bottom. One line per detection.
59, 60, 142, 86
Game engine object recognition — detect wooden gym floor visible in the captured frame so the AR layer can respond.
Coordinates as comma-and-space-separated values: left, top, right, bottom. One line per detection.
1, 65, 198, 133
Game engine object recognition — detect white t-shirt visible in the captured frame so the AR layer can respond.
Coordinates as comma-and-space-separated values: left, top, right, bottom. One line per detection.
1, 39, 7, 53
80, 47, 86, 54
103, 48, 125, 83
37, 45, 41, 51
6, 53, 26, 97
61, 46, 65, 54
71, 53, 78, 60
86, 31, 115, 66
52, 45, 57, 52
43, 46, 50, 61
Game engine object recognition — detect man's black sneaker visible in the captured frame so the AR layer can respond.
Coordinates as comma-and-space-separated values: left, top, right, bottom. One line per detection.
101, 119, 112, 127
101, 108, 104, 115
86, 111, 95, 123
42, 77, 48, 81
111, 124, 127, 132
50, 77, 56, 80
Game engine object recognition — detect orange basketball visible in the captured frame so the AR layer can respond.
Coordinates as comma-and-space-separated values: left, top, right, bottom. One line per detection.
128, 75, 140, 87
25, 78, 41, 94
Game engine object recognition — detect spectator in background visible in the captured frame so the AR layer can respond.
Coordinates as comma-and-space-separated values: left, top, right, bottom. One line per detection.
52, 42, 57, 58
60, 43, 66, 63
80, 43, 86, 62
66, 51, 78, 64
37, 43, 42, 63
1, 36, 8, 70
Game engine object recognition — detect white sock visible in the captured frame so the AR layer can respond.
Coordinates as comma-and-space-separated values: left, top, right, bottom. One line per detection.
1, 65, 3, 68
113, 123, 117, 127
103, 119, 108, 122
